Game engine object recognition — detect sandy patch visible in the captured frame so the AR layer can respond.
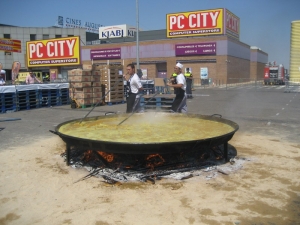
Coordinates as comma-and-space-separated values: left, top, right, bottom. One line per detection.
0, 133, 299, 225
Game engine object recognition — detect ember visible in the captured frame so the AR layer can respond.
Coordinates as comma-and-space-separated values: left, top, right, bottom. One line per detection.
61, 144, 240, 184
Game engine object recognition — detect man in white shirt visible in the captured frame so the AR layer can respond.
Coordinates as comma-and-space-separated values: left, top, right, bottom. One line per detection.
123, 64, 143, 113
167, 62, 187, 113
26, 71, 42, 84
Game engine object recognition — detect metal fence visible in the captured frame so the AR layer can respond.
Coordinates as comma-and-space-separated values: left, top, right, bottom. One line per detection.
192, 78, 265, 89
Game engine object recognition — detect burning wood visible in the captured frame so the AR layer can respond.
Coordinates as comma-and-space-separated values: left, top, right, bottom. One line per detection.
61, 143, 243, 184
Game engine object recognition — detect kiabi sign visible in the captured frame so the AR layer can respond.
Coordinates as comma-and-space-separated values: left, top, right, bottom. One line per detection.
99, 25, 136, 39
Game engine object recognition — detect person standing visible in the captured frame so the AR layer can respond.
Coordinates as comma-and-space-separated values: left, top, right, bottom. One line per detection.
25, 71, 42, 84
167, 63, 187, 113
184, 67, 193, 99
170, 72, 177, 94
123, 64, 143, 113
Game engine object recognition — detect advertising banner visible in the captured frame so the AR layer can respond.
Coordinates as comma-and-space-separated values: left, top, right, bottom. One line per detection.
99, 25, 136, 39
26, 36, 81, 67
90, 48, 121, 60
57, 16, 103, 34
175, 42, 216, 56
11, 61, 21, 81
167, 8, 224, 38
225, 9, 240, 40
200, 67, 208, 79
0, 38, 22, 53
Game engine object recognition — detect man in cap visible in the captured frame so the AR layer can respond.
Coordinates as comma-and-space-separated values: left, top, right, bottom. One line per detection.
167, 62, 187, 113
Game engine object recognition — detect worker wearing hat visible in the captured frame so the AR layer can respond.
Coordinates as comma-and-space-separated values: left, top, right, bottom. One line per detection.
167, 62, 187, 113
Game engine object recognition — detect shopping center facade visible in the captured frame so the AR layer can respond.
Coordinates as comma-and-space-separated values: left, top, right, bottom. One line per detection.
0, 8, 268, 84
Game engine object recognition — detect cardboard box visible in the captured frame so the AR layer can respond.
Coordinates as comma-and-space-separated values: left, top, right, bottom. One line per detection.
93, 87, 102, 93
70, 82, 92, 88
93, 65, 108, 71
67, 69, 76, 76
76, 70, 92, 76
92, 71, 101, 76
93, 97, 103, 104
93, 92, 103, 98
92, 82, 101, 87
91, 75, 101, 82
75, 98, 94, 106
68, 75, 92, 82
73, 92, 93, 99
83, 64, 92, 71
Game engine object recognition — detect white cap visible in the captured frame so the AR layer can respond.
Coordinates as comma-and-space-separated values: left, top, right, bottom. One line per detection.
176, 62, 183, 69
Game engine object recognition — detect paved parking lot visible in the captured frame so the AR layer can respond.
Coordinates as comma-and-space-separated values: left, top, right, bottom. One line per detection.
0, 86, 299, 150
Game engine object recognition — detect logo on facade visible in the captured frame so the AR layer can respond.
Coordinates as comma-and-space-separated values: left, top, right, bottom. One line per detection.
99, 25, 136, 39
58, 16, 63, 26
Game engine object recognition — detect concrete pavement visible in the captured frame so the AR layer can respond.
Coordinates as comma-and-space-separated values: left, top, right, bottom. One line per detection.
0, 86, 299, 150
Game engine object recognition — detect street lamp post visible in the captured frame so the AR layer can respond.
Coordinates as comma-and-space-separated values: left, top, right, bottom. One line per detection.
136, 0, 139, 70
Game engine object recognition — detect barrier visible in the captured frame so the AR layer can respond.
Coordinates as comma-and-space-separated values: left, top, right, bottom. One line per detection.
140, 94, 175, 111
17, 90, 39, 110
0, 83, 70, 113
0, 92, 17, 113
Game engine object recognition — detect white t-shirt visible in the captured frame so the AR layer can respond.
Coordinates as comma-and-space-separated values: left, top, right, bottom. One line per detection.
129, 73, 142, 94
176, 73, 186, 91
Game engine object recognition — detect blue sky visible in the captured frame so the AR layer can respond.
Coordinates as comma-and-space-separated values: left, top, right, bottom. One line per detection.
0, 0, 299, 70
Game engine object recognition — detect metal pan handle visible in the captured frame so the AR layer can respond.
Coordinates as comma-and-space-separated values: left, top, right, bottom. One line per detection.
105, 112, 117, 116
210, 114, 222, 118
49, 130, 58, 135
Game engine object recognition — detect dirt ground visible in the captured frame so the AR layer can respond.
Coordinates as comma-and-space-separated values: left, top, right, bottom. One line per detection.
0, 132, 300, 225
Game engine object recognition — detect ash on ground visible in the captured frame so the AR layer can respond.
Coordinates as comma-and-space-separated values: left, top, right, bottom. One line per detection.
61, 146, 251, 184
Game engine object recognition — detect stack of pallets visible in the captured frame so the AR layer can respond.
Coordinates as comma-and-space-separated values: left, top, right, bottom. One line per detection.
0, 92, 17, 113
17, 89, 40, 110
140, 94, 175, 112
68, 68, 103, 108
96, 64, 124, 105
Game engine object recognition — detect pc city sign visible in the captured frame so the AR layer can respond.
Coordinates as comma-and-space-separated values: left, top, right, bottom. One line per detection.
99, 24, 136, 39
166, 8, 239, 39
26, 36, 81, 67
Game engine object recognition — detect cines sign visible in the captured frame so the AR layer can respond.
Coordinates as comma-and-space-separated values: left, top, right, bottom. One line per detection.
26, 36, 81, 67
57, 16, 103, 34
99, 25, 136, 39
166, 8, 239, 39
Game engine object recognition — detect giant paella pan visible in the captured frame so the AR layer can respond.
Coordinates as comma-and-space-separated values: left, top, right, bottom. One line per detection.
52, 113, 239, 155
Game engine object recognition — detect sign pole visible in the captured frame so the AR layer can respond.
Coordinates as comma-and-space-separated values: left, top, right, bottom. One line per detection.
136, 0, 140, 70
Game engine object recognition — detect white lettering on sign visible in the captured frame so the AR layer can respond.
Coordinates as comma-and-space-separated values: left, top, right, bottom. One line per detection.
169, 11, 220, 30
29, 39, 76, 59
226, 12, 239, 33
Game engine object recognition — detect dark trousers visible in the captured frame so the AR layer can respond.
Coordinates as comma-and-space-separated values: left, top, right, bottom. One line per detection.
186, 79, 193, 98
126, 93, 139, 113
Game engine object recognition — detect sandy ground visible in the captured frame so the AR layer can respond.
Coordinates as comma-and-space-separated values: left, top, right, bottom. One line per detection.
0, 132, 300, 225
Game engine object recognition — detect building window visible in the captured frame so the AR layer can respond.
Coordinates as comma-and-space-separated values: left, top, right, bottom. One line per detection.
30, 34, 36, 41
43, 34, 49, 40
55, 34, 62, 38
4, 34, 10, 39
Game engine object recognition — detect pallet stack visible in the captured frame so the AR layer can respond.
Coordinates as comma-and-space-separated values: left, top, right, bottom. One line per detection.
95, 64, 124, 105
68, 68, 103, 108
0, 92, 17, 113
